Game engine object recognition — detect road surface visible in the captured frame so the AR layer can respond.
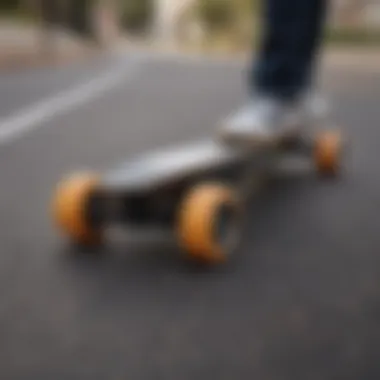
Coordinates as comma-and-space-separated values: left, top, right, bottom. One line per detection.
0, 50, 380, 379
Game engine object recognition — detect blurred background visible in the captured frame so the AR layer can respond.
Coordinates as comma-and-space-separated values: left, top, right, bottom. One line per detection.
1, 2, 380, 379
1, 0, 380, 67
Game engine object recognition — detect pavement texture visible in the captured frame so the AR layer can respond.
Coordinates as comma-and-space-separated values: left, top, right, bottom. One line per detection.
0, 50, 380, 379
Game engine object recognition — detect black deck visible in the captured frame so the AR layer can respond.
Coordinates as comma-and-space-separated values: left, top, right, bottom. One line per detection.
102, 139, 248, 193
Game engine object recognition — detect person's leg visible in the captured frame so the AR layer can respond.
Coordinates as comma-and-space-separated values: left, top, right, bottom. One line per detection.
221, 0, 329, 141
253, 0, 328, 100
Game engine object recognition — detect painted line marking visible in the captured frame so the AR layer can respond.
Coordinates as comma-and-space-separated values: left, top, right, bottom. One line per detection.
0, 57, 140, 146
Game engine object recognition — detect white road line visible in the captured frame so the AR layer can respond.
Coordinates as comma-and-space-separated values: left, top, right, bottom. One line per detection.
0, 58, 140, 146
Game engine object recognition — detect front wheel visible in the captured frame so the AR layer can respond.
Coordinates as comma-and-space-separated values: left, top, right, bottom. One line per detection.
313, 130, 343, 176
176, 183, 241, 264
51, 172, 103, 246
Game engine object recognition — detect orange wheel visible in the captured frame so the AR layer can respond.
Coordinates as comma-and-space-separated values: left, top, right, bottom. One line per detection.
52, 172, 102, 245
177, 183, 240, 264
314, 130, 342, 176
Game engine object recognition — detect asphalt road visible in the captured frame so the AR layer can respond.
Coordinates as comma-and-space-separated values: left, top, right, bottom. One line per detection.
1, 50, 380, 380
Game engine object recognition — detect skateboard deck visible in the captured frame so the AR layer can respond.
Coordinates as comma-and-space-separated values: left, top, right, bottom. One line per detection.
102, 140, 247, 193
101, 133, 300, 195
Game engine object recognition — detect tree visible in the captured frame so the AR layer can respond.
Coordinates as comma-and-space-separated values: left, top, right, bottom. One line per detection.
0, 0, 21, 12
121, 0, 153, 34
195, 0, 235, 33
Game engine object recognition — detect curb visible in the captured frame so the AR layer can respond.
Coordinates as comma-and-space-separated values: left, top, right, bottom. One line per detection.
0, 47, 103, 71
121, 40, 380, 71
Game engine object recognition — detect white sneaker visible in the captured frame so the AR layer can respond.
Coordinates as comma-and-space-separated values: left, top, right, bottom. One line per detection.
220, 93, 329, 144
301, 92, 329, 123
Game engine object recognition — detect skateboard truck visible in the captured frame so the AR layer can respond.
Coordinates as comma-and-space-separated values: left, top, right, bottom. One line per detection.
51, 129, 344, 265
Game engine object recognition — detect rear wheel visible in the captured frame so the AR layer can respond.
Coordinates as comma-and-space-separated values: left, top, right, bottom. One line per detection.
52, 172, 103, 246
314, 130, 343, 176
177, 183, 241, 264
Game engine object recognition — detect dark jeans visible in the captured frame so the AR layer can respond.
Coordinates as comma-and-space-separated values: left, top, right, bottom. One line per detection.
252, 0, 328, 100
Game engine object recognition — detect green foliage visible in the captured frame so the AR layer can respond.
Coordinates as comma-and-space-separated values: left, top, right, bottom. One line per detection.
0, 0, 34, 21
0, 0, 20, 11
67, 0, 93, 37
121, 0, 153, 33
195, 0, 236, 32
235, 0, 260, 15
0, 0, 22, 15
191, 0, 259, 50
